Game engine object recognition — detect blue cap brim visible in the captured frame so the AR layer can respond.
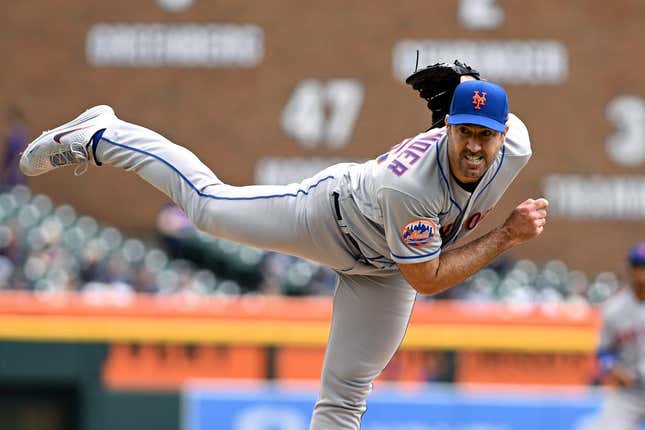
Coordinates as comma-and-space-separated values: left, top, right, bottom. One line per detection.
448, 114, 506, 132
629, 244, 645, 266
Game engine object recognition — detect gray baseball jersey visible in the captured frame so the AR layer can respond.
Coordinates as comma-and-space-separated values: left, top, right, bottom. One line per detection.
598, 288, 645, 379
593, 288, 645, 430
336, 113, 531, 269
86, 109, 530, 429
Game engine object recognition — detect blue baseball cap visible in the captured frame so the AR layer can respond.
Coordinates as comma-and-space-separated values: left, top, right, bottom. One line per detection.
629, 242, 645, 267
447, 80, 509, 132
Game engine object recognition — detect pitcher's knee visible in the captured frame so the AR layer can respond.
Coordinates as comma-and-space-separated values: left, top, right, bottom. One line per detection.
179, 195, 220, 234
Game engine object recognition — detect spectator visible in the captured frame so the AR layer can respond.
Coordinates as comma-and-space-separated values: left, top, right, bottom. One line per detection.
1, 106, 29, 189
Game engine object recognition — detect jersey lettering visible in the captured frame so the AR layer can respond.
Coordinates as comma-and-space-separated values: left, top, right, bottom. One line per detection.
440, 208, 494, 239
387, 159, 408, 176
376, 152, 388, 164
401, 149, 421, 165
393, 139, 411, 155
465, 212, 481, 230
386, 136, 438, 176
615, 327, 645, 345
439, 222, 454, 239
376, 140, 407, 164
409, 141, 432, 152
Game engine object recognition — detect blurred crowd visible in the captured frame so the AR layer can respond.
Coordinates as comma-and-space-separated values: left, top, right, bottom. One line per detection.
0, 184, 622, 303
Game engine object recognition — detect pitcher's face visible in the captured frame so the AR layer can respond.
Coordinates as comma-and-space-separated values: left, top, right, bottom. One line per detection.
446, 123, 506, 184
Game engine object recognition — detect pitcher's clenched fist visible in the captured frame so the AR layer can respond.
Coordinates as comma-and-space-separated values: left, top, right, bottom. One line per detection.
503, 198, 549, 245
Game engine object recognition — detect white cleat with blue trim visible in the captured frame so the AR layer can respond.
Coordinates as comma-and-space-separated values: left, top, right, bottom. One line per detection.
19, 105, 116, 177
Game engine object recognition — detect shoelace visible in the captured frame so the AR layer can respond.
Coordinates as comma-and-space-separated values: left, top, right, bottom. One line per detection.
70, 142, 90, 176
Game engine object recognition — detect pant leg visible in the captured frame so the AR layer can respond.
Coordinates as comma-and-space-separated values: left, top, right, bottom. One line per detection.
592, 389, 645, 430
310, 273, 417, 429
95, 117, 358, 271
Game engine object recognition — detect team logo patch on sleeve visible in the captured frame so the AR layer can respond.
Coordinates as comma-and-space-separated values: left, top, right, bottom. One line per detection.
401, 219, 437, 247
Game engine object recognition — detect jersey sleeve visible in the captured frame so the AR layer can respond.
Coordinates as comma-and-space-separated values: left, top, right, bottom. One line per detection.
378, 187, 442, 264
597, 303, 617, 351
597, 318, 615, 352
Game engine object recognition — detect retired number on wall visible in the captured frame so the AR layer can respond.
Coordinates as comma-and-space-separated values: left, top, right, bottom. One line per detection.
281, 79, 364, 149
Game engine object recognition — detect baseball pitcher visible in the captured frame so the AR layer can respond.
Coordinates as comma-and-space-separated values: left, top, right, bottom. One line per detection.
19, 62, 548, 429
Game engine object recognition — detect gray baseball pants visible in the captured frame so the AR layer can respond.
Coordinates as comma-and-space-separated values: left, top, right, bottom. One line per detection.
94, 117, 418, 429
592, 388, 645, 430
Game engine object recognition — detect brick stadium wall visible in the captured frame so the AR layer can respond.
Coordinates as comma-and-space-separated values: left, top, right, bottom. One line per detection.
2, 0, 644, 272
